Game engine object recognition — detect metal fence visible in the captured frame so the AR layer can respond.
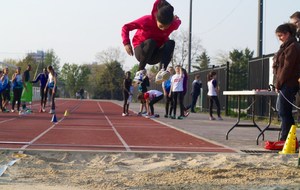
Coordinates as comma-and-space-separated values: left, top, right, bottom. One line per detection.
134, 54, 275, 118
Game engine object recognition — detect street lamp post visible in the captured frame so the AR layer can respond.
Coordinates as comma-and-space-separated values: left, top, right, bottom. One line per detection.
188, 0, 192, 73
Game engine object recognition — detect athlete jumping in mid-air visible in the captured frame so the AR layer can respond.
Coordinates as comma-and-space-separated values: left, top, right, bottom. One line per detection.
121, 0, 181, 84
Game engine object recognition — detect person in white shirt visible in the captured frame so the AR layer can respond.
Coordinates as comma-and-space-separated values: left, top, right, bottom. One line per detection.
169, 65, 184, 120
45, 66, 57, 114
207, 71, 222, 120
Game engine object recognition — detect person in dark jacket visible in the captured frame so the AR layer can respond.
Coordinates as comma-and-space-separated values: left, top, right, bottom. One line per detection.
186, 75, 202, 113
289, 12, 300, 122
32, 68, 48, 112
273, 23, 300, 141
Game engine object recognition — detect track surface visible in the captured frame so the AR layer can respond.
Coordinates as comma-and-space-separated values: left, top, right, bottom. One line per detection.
0, 99, 235, 153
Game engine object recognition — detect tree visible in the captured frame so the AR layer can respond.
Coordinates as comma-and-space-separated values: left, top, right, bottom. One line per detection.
95, 47, 125, 65
101, 61, 124, 100
213, 50, 230, 66
193, 50, 210, 71
171, 29, 203, 70
228, 48, 254, 90
60, 63, 91, 98
44, 49, 60, 72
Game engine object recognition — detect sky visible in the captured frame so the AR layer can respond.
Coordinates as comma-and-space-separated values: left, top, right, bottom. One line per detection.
0, 0, 298, 70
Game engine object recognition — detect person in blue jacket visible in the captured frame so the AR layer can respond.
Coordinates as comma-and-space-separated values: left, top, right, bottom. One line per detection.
32, 68, 48, 112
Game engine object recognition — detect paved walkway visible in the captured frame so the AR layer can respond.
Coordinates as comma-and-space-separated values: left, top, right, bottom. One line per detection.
114, 101, 300, 153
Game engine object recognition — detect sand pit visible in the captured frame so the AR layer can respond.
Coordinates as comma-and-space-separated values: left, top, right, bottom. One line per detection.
0, 151, 300, 190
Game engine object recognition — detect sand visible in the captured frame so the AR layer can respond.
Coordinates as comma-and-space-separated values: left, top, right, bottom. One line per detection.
0, 151, 300, 190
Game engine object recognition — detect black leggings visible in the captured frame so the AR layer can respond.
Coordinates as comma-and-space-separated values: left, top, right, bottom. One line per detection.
172, 91, 184, 117
12, 88, 23, 111
40, 87, 48, 108
123, 91, 129, 114
134, 39, 175, 70
49, 87, 56, 110
165, 95, 173, 115
208, 96, 221, 117
149, 95, 163, 115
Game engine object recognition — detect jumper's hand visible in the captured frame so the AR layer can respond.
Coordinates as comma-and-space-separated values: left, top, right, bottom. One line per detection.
124, 44, 133, 56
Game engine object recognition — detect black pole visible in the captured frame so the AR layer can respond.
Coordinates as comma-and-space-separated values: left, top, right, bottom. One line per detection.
225, 61, 230, 116
188, 0, 192, 73
257, 0, 263, 57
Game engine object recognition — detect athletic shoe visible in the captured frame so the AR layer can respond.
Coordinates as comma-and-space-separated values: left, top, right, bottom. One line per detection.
2, 109, 9, 113
218, 116, 223, 120
133, 70, 144, 84
39, 108, 43, 113
49, 109, 55, 114
170, 115, 176, 119
146, 115, 156, 118
25, 109, 32, 113
184, 111, 190, 117
164, 114, 168, 118
11, 109, 15, 113
155, 69, 170, 84
209, 116, 216, 120
19, 111, 24, 115
122, 113, 127, 116
177, 116, 184, 120
42, 108, 46, 113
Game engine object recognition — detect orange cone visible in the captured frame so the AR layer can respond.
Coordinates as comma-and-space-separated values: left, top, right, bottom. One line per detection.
279, 125, 297, 154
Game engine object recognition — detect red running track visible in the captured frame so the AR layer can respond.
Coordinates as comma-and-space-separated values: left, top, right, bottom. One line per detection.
0, 99, 235, 153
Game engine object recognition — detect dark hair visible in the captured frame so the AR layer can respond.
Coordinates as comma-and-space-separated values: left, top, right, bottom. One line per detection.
207, 71, 216, 81
275, 23, 297, 37
290, 11, 300, 19
156, 3, 174, 25
47, 65, 53, 71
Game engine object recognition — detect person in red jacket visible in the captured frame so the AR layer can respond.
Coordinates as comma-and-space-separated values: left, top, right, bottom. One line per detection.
121, 0, 181, 84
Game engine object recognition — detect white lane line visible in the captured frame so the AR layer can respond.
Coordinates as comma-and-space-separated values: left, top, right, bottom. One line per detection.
0, 141, 29, 144
97, 102, 131, 151
20, 101, 82, 150
0, 118, 16, 124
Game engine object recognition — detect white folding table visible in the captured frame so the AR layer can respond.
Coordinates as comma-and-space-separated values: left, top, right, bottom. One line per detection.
223, 90, 279, 145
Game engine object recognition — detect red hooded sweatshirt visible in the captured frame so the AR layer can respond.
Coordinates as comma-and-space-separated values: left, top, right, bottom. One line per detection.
121, 0, 181, 48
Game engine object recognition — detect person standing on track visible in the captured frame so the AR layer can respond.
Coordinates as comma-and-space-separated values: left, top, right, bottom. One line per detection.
207, 71, 222, 121
32, 67, 48, 113
121, 0, 181, 84
162, 66, 174, 118
0, 70, 4, 112
169, 65, 185, 120
11, 67, 26, 114
1, 67, 11, 113
186, 74, 202, 113
45, 66, 57, 114
122, 71, 132, 116
137, 70, 150, 115
21, 64, 32, 111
